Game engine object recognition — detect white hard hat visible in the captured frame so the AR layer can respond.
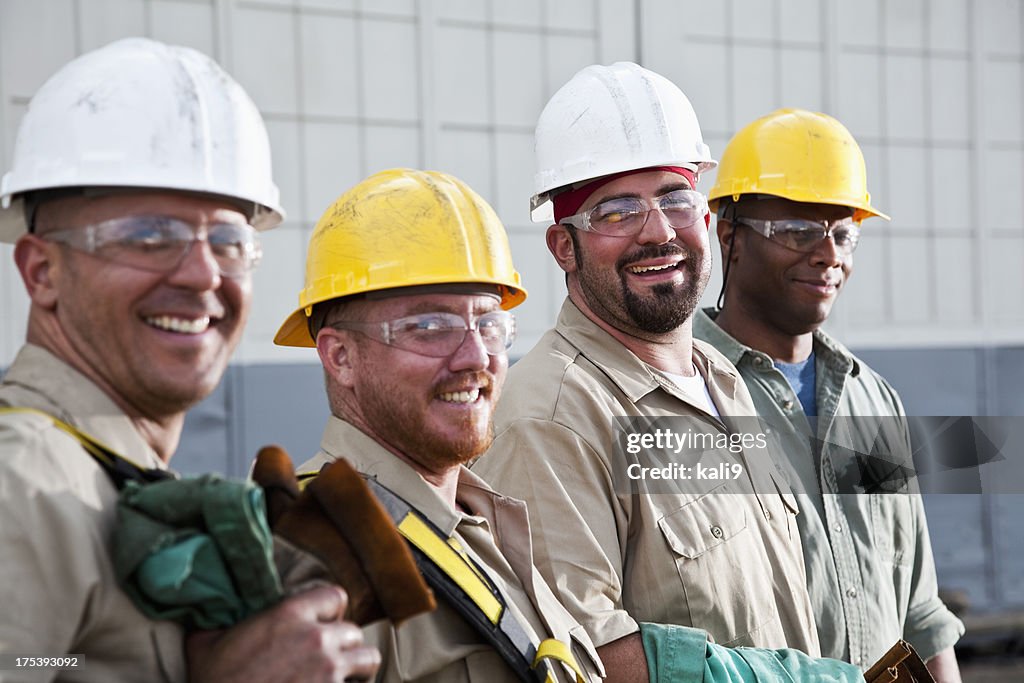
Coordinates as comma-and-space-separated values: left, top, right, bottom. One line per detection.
0, 37, 284, 242
531, 62, 716, 223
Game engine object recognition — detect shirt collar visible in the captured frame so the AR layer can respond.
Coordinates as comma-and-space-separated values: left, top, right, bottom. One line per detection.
554, 299, 666, 402
810, 326, 861, 377
316, 415, 511, 537
693, 308, 747, 366
695, 307, 860, 378
1, 344, 166, 469
554, 299, 741, 404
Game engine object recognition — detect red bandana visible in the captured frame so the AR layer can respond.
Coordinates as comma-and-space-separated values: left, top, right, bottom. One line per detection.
552, 166, 707, 229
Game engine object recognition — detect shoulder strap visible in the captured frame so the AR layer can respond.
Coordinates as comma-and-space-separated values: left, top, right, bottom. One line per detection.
0, 407, 175, 489
298, 470, 585, 683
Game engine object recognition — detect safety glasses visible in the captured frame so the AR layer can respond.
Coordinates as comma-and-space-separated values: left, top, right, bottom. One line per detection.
44, 215, 262, 277
733, 216, 861, 255
330, 310, 516, 358
559, 189, 708, 237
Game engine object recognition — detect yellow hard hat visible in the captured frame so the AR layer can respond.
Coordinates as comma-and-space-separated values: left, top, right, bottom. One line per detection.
708, 108, 889, 223
274, 168, 527, 348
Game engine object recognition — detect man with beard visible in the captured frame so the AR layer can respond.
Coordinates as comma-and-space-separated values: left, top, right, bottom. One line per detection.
273, 168, 604, 683
473, 64, 857, 682
695, 109, 964, 680
0, 39, 378, 682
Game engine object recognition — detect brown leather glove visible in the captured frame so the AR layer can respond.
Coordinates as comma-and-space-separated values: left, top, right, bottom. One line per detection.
252, 445, 435, 626
864, 640, 935, 682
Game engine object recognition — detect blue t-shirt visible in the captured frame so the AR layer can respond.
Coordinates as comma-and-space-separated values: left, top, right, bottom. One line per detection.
774, 353, 817, 417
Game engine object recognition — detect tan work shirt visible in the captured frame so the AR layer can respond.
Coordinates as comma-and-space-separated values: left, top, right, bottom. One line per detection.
473, 300, 820, 654
299, 416, 604, 683
0, 345, 185, 683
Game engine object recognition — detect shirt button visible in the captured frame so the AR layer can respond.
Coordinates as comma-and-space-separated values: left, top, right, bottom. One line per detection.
710, 525, 724, 539
833, 523, 843, 534
782, 399, 794, 410
846, 588, 858, 599
763, 509, 772, 521
753, 357, 763, 366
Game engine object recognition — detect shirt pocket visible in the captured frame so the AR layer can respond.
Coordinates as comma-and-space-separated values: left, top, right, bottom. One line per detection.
656, 484, 778, 646
871, 493, 916, 568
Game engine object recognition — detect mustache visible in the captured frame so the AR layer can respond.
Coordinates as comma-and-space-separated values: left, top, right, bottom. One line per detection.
616, 244, 689, 271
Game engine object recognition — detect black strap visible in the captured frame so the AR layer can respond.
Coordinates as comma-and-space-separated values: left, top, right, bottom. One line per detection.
298, 469, 547, 683
0, 407, 175, 489
368, 477, 544, 683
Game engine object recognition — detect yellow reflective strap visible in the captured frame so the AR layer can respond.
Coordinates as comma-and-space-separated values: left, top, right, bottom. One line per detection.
0, 407, 139, 470
446, 536, 492, 587
397, 512, 503, 625
534, 638, 585, 683
295, 472, 318, 491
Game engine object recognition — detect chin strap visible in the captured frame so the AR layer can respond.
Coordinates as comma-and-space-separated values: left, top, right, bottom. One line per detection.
716, 201, 739, 311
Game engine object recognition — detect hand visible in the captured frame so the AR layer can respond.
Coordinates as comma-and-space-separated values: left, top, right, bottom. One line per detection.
187, 585, 381, 682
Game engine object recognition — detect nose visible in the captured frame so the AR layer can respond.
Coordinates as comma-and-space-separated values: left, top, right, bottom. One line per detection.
636, 207, 676, 245
809, 233, 844, 268
167, 238, 223, 291
448, 327, 490, 372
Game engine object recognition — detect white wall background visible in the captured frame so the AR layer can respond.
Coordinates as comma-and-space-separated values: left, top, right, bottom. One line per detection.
2, 0, 1023, 365
644, 0, 1024, 350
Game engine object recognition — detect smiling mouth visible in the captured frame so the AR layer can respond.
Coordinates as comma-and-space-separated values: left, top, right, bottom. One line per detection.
628, 263, 678, 274
145, 315, 212, 334
438, 389, 482, 404
793, 280, 840, 297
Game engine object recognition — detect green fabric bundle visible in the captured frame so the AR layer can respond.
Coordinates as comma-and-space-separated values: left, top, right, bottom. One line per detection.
113, 475, 283, 629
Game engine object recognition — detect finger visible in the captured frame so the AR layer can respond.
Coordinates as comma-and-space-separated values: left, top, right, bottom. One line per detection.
335, 645, 381, 683
284, 584, 350, 623
325, 620, 367, 652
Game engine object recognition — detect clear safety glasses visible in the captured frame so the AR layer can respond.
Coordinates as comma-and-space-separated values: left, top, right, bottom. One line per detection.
43, 215, 262, 277
330, 310, 516, 358
558, 189, 708, 237
734, 216, 861, 255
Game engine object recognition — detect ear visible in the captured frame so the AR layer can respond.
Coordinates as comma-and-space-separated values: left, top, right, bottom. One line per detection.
13, 235, 60, 310
316, 326, 358, 389
546, 224, 577, 274
716, 218, 741, 264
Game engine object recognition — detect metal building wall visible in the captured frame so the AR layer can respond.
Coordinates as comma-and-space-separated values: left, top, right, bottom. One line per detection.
643, 0, 1024, 349
0, 0, 638, 365
2, 0, 1023, 613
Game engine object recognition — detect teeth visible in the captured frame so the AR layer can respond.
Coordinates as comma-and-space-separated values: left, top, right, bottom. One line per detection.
629, 263, 674, 274
145, 315, 211, 334
439, 389, 480, 404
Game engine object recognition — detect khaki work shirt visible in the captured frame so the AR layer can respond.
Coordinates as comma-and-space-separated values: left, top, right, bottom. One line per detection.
299, 416, 604, 683
694, 309, 964, 668
473, 300, 820, 654
0, 345, 185, 683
